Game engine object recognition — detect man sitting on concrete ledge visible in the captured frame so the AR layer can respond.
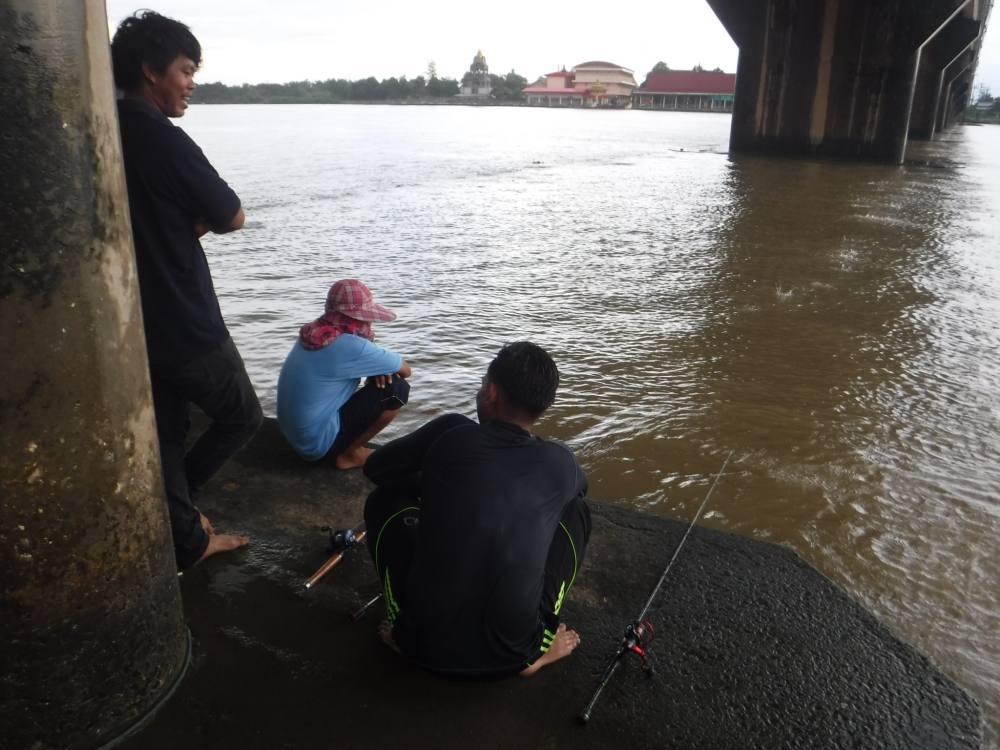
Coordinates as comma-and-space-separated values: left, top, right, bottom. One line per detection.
277, 279, 411, 470
363, 342, 591, 677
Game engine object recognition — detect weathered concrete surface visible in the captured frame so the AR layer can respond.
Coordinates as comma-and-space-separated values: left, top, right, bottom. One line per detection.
122, 418, 983, 749
0, 2, 186, 747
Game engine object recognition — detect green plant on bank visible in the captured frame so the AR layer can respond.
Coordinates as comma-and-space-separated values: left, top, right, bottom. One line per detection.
966, 87, 1000, 123
966, 105, 1000, 123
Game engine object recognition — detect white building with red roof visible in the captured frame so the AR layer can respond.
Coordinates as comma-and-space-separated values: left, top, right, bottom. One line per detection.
632, 70, 736, 112
522, 69, 586, 107
522, 61, 636, 108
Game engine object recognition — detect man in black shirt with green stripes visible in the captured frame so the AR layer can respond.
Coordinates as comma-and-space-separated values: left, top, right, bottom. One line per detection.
364, 342, 591, 677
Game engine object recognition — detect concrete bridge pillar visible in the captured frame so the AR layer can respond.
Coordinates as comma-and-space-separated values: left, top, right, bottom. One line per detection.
909, 14, 981, 140
707, 0, 978, 162
0, 1, 188, 747
939, 53, 976, 131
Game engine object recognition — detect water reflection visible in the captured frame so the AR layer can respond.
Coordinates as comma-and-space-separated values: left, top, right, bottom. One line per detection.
187, 106, 998, 742
697, 149, 1000, 744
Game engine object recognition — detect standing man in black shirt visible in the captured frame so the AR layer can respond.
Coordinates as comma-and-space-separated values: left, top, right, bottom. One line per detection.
112, 11, 262, 568
364, 342, 592, 677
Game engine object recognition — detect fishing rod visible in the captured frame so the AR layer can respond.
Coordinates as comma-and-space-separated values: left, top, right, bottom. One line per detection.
304, 522, 367, 589
578, 450, 734, 724
303, 521, 387, 624
351, 592, 383, 621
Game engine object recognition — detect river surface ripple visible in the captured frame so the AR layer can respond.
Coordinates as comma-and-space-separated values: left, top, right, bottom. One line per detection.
185, 104, 1000, 742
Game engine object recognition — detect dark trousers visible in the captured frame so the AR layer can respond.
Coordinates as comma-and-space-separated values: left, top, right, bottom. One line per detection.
364, 485, 592, 661
150, 337, 263, 568
329, 374, 410, 457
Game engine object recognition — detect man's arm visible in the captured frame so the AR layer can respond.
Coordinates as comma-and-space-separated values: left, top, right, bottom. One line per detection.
194, 207, 244, 238
557, 443, 588, 502
171, 129, 242, 237
368, 359, 411, 388
363, 413, 471, 486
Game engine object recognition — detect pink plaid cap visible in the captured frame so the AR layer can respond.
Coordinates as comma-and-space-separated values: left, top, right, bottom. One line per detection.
325, 279, 396, 322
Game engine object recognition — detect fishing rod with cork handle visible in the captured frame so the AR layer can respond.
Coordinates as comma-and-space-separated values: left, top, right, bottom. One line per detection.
304, 522, 367, 589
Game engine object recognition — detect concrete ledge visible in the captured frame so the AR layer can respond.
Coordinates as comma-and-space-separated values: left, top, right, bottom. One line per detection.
123, 418, 982, 749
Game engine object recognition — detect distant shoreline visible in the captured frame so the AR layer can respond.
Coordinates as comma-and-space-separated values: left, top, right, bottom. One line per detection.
189, 99, 737, 113
192, 98, 523, 107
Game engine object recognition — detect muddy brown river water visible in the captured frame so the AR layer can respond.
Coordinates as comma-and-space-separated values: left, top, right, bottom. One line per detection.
185, 104, 999, 743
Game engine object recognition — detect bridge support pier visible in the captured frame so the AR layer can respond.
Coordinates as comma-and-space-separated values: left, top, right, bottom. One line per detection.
707, 0, 982, 162
910, 14, 981, 140
0, 1, 188, 747
938, 47, 978, 132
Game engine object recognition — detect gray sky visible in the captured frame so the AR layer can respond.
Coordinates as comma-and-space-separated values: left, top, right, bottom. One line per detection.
107, 1, 1000, 92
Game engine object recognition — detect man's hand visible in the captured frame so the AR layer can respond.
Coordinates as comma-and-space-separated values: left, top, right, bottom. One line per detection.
193, 217, 211, 238
368, 361, 411, 389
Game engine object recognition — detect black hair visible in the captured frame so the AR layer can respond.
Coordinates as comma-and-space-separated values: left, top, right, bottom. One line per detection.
486, 342, 559, 419
110, 10, 201, 91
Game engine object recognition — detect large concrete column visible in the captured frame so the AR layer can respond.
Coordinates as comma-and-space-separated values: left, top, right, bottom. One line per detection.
0, 1, 188, 748
707, 0, 973, 162
939, 55, 975, 130
908, 14, 980, 139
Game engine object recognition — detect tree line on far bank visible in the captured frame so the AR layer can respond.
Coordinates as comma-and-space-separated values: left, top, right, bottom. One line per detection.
191, 71, 529, 104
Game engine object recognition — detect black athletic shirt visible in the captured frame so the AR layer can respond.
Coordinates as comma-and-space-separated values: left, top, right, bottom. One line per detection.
117, 98, 240, 365
367, 414, 588, 676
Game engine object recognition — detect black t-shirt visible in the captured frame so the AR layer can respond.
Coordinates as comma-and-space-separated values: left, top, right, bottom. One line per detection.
117, 98, 240, 365
367, 414, 588, 676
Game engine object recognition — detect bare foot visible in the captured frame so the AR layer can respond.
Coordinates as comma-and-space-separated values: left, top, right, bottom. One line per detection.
199, 513, 215, 536
198, 532, 249, 562
335, 446, 374, 470
377, 620, 401, 654
520, 623, 581, 676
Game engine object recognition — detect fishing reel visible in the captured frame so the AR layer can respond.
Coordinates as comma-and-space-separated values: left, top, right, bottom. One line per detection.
320, 525, 362, 555
622, 619, 656, 675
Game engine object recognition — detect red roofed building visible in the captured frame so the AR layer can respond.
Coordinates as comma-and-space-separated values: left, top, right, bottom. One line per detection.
632, 70, 736, 112
522, 69, 587, 107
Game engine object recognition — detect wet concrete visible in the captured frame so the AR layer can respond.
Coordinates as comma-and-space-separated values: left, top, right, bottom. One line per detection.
122, 417, 983, 750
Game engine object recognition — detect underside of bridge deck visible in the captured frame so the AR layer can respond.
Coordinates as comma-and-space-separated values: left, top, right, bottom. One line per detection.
707, 0, 989, 162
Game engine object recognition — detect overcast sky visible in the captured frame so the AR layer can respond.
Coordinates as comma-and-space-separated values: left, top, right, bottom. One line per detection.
107, 1, 1000, 92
